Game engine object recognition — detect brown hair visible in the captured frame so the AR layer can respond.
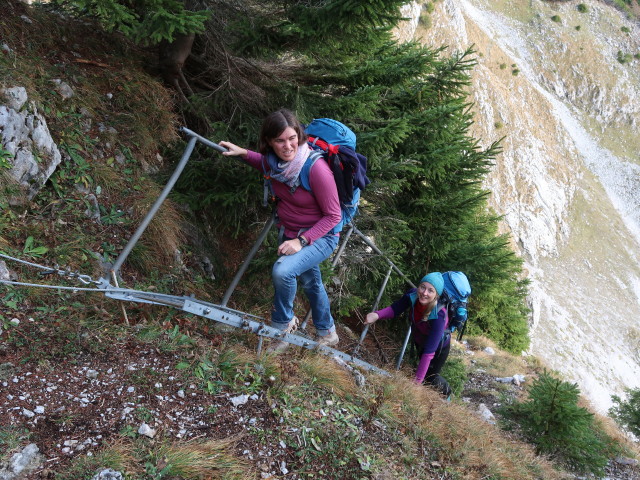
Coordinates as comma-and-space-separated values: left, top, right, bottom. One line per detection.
257, 108, 307, 154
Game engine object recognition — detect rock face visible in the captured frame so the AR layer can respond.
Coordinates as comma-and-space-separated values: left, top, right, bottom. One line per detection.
0, 86, 62, 203
408, 0, 640, 413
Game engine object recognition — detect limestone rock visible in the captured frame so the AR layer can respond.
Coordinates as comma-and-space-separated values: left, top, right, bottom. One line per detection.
0, 88, 62, 203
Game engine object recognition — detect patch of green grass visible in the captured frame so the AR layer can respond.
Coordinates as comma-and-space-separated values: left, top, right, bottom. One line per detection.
441, 356, 468, 397
551, 15, 561, 23
577, 4, 588, 13
617, 50, 633, 64
0, 427, 31, 460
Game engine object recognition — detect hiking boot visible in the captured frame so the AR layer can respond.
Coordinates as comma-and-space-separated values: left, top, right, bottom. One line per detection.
316, 330, 339, 348
266, 316, 299, 353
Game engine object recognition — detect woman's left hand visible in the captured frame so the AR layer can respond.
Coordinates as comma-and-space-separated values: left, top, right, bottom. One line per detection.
278, 238, 302, 256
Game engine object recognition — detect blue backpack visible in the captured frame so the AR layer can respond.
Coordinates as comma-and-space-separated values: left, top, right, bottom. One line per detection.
441, 271, 471, 335
301, 118, 369, 233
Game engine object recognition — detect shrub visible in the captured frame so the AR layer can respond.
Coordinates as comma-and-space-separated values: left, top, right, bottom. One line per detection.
609, 387, 640, 438
577, 4, 588, 13
500, 372, 616, 476
419, 11, 432, 29
617, 50, 633, 64
575, 25, 582, 31
621, 26, 630, 33
551, 15, 561, 23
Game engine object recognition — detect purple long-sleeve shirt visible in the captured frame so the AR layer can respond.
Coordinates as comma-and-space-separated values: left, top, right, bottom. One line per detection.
244, 150, 341, 244
376, 290, 448, 383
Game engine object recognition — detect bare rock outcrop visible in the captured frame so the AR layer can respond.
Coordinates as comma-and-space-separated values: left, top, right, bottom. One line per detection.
0, 86, 62, 203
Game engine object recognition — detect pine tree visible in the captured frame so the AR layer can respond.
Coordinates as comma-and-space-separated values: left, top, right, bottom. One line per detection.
503, 372, 613, 475
610, 387, 640, 438
169, 0, 529, 351
50, 0, 209, 44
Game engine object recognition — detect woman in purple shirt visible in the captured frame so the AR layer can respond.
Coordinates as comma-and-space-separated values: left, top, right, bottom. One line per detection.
220, 109, 342, 349
365, 272, 452, 397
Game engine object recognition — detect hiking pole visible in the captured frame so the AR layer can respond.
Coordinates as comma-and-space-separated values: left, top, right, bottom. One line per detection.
396, 321, 413, 370
352, 264, 392, 357
300, 223, 355, 330
457, 319, 467, 342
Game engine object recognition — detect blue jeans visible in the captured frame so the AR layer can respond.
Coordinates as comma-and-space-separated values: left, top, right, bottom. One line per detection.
271, 234, 339, 336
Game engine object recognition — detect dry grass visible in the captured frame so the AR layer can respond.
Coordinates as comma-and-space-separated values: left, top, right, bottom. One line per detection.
369, 373, 567, 480
297, 351, 358, 398
126, 185, 186, 275
154, 437, 253, 479
105, 435, 253, 480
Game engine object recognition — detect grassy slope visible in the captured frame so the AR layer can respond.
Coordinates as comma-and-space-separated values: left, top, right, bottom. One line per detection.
0, 2, 637, 480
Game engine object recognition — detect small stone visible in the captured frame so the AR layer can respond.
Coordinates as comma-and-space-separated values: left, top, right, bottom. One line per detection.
86, 369, 99, 379
138, 423, 157, 438
477, 403, 495, 424
230, 394, 249, 407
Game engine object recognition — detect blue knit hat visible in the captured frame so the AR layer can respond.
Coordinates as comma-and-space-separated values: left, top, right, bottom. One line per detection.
420, 272, 444, 296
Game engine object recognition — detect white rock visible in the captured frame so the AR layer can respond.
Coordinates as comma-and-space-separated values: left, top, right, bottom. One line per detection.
483, 347, 495, 355
10, 318, 19, 325
91, 468, 125, 480
138, 423, 157, 438
230, 394, 249, 407
477, 403, 496, 425
22, 408, 35, 418
51, 79, 74, 99
495, 377, 513, 383
34, 406, 45, 414
1, 86, 28, 110
86, 369, 99, 379
5, 443, 43, 476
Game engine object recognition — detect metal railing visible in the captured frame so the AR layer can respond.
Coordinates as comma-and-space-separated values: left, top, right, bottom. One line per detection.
1, 127, 420, 373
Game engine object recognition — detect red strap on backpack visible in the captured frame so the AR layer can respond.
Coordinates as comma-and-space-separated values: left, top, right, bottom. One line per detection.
308, 135, 340, 155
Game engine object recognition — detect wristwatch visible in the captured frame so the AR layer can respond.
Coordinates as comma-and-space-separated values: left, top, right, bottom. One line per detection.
297, 235, 309, 247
